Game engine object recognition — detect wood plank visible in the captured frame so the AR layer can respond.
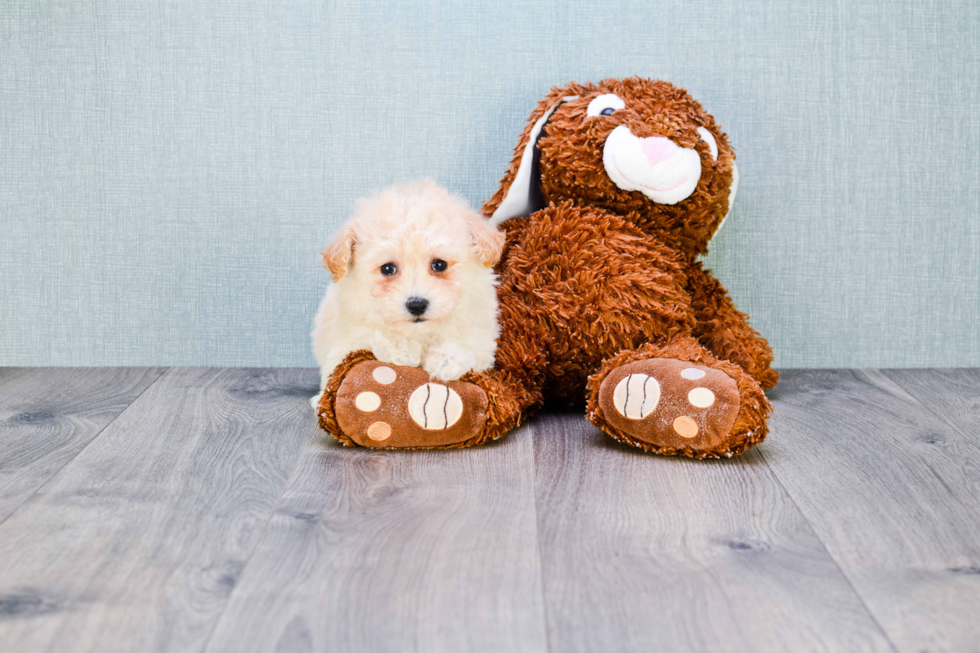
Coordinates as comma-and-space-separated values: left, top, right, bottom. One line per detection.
0, 367, 318, 653
0, 367, 165, 522
882, 368, 980, 443
205, 426, 548, 653
764, 369, 980, 653
532, 412, 893, 653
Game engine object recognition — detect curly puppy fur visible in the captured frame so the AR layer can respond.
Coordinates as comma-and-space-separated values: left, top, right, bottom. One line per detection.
311, 180, 504, 405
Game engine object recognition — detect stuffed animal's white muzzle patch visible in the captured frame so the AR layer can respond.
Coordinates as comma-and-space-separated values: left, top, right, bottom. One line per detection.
603, 125, 701, 205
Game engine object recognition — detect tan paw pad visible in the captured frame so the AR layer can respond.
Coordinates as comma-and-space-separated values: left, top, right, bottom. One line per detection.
372, 366, 397, 384
612, 373, 661, 420
687, 387, 715, 408
366, 421, 392, 441
355, 391, 381, 412
408, 383, 463, 430
672, 416, 699, 438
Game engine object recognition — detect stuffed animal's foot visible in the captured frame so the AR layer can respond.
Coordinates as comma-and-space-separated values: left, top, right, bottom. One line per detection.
588, 348, 770, 458
319, 358, 490, 449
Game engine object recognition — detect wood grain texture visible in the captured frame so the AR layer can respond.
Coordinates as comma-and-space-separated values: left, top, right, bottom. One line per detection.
3, 368, 979, 653
0, 367, 165, 522
882, 368, 980, 443
0, 368, 318, 653
764, 370, 980, 653
531, 412, 893, 653
205, 426, 548, 653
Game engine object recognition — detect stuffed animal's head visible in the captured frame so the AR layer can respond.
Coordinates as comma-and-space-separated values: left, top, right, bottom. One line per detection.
484, 78, 738, 256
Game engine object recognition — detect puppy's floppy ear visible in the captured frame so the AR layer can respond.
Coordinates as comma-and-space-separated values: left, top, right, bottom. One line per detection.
322, 225, 356, 282
466, 213, 505, 268
483, 84, 585, 227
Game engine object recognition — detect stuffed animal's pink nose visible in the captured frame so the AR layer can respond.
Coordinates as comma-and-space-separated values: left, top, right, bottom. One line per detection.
641, 137, 679, 165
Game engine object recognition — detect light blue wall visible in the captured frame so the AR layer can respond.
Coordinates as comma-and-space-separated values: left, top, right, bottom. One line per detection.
1, 0, 978, 368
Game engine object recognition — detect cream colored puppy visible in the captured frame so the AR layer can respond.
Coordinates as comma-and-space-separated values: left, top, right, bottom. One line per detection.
311, 180, 504, 408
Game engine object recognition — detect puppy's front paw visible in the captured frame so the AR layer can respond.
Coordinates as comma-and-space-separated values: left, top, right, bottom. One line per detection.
381, 349, 422, 368
372, 333, 422, 368
423, 345, 478, 382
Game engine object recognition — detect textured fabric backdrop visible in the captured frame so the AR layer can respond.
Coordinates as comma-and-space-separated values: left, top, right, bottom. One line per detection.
1, 0, 978, 367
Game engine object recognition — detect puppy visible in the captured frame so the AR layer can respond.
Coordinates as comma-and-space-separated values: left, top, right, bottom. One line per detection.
311, 180, 504, 408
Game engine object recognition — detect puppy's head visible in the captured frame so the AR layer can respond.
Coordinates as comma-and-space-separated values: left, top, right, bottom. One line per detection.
323, 180, 503, 334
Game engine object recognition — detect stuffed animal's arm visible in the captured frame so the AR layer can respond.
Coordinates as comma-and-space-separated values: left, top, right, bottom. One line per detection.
685, 262, 779, 390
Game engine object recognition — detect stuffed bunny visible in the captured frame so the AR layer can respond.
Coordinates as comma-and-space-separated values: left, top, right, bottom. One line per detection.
318, 77, 777, 458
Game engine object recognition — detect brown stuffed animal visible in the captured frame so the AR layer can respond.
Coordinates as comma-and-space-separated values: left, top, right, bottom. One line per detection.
318, 77, 777, 458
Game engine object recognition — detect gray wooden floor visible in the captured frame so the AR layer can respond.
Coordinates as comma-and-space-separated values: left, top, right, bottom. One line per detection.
1, 368, 978, 652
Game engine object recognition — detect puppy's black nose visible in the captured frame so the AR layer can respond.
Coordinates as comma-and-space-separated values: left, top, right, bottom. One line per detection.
406, 297, 429, 317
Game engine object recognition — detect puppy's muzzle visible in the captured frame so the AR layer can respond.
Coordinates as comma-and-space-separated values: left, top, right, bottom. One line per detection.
406, 297, 429, 317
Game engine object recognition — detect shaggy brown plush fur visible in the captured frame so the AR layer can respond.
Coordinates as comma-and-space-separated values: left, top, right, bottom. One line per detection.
320, 77, 777, 457
484, 79, 738, 257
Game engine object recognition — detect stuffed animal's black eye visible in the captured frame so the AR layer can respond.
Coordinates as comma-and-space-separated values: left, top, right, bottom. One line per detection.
430, 259, 448, 273
587, 93, 625, 117
380, 263, 397, 276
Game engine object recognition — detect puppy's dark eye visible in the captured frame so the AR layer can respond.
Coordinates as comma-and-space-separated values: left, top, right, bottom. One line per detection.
380, 263, 397, 276
600, 108, 615, 116
430, 259, 448, 273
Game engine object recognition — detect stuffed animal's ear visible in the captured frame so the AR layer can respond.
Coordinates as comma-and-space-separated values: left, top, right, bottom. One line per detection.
709, 162, 739, 242
322, 225, 356, 281
466, 212, 506, 267
484, 88, 583, 226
